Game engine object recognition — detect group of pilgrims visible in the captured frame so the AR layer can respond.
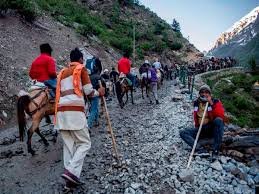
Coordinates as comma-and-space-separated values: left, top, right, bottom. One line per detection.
27, 43, 227, 190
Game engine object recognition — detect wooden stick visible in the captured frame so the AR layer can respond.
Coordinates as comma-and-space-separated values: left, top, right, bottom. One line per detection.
187, 101, 209, 168
98, 81, 120, 163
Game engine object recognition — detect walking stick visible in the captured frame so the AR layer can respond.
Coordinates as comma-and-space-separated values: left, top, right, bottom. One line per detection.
187, 101, 209, 168
98, 81, 120, 163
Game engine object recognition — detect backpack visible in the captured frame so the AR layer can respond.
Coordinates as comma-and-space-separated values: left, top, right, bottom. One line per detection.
86, 56, 96, 75
85, 57, 102, 75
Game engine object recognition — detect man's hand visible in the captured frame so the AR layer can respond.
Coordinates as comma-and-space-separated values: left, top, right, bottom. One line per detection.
207, 95, 213, 105
98, 87, 105, 97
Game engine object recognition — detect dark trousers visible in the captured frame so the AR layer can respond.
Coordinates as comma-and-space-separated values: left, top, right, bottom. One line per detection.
180, 117, 224, 152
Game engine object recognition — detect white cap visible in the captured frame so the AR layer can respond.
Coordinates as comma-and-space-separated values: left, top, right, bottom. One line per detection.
104, 69, 109, 73
144, 60, 149, 64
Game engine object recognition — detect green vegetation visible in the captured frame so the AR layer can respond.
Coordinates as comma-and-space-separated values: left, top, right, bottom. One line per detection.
1, 0, 185, 61
0, 0, 38, 21
248, 56, 257, 71
206, 73, 259, 127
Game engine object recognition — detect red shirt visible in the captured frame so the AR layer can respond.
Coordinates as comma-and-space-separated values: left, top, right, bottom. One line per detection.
118, 57, 131, 74
29, 53, 56, 82
193, 99, 225, 127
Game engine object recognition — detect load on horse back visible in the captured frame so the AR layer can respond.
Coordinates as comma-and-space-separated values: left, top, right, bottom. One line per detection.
115, 73, 134, 108
139, 60, 151, 99
17, 82, 56, 155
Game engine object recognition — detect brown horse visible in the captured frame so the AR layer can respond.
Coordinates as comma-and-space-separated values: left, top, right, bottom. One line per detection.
140, 77, 150, 99
115, 78, 134, 108
17, 87, 56, 155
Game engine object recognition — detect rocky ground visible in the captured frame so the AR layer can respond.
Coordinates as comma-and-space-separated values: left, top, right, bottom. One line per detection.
0, 80, 258, 194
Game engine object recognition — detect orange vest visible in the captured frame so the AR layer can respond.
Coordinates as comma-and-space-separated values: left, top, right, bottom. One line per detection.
54, 62, 85, 123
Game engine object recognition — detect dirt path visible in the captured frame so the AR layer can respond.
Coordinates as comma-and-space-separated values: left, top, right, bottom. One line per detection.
0, 80, 257, 194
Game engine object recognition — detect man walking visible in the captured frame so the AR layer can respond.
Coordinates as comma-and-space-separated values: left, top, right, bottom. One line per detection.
55, 48, 105, 189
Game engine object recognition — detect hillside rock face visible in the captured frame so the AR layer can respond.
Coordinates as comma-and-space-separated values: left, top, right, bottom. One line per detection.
0, 1, 200, 126
0, 14, 120, 126
209, 6, 259, 64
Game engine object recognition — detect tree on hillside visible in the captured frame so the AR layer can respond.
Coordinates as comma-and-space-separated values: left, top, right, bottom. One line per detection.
171, 18, 181, 32
118, 0, 140, 6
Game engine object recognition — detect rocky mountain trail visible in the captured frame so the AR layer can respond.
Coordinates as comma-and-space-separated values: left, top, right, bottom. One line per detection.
0, 80, 257, 194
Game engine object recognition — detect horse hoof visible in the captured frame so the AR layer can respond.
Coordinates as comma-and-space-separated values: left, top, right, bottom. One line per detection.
29, 149, 36, 156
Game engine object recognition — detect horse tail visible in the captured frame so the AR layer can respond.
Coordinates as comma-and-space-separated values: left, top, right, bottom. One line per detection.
17, 95, 31, 141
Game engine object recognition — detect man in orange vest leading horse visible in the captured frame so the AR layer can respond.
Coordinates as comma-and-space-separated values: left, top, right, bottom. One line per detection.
55, 48, 105, 190
29, 43, 57, 123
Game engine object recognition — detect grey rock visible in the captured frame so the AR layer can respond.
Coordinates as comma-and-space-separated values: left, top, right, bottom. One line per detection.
211, 160, 223, 171
248, 166, 259, 176
223, 162, 236, 172
231, 179, 238, 186
174, 179, 181, 188
239, 180, 247, 185
234, 186, 242, 194
130, 183, 141, 190
219, 156, 228, 164
230, 167, 248, 181
178, 169, 194, 183
254, 174, 259, 184
226, 124, 240, 131
247, 176, 255, 186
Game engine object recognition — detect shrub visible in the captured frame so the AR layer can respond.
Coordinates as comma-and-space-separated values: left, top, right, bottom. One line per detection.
140, 42, 152, 51
248, 56, 256, 71
168, 42, 182, 51
0, 0, 38, 22
136, 48, 144, 60
233, 94, 253, 110
153, 22, 165, 35
152, 39, 167, 53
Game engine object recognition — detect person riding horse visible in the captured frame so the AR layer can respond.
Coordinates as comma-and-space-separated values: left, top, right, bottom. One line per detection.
29, 43, 56, 124
29, 43, 57, 97
118, 51, 136, 90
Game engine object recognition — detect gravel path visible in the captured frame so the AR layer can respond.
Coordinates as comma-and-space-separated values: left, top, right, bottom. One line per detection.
0, 80, 257, 194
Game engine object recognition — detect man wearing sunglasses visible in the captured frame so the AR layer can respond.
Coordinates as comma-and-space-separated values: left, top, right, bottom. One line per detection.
180, 85, 225, 161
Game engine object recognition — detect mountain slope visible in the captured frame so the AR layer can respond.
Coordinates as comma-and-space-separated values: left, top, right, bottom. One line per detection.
209, 6, 259, 64
0, 0, 201, 126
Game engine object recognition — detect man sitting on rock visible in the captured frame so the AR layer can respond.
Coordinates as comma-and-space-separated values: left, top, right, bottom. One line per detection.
180, 85, 225, 161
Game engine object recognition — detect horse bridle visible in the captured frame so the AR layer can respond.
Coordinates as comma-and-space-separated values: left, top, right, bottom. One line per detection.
27, 88, 49, 116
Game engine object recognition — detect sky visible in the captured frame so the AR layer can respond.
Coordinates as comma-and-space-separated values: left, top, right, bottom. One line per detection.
139, 0, 259, 51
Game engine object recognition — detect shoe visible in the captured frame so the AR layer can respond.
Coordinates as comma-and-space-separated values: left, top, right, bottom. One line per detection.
63, 180, 76, 193
210, 150, 219, 162
194, 148, 210, 157
61, 170, 81, 185
156, 100, 159, 104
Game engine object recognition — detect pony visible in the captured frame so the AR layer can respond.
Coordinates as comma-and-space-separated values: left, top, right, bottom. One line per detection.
17, 87, 56, 155
115, 77, 134, 108
156, 69, 164, 89
140, 77, 150, 99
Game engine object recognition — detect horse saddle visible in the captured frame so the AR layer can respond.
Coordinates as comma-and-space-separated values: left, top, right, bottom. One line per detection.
28, 81, 55, 104
120, 77, 132, 86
